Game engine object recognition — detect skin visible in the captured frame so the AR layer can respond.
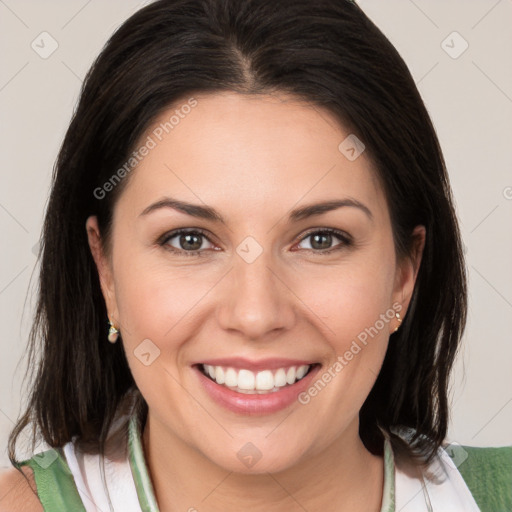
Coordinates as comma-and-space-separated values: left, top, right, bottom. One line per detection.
0, 466, 43, 512
86, 91, 425, 512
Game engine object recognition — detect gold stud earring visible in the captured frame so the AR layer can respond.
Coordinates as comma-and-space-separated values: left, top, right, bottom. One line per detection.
393, 312, 402, 333
108, 319, 119, 343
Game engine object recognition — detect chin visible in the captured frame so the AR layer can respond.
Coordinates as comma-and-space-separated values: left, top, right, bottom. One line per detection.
199, 437, 308, 475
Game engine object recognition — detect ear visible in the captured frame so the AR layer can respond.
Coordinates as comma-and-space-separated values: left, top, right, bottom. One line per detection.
392, 225, 426, 317
85, 215, 118, 324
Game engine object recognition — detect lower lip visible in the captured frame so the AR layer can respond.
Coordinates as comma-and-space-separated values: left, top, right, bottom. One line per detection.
193, 364, 321, 415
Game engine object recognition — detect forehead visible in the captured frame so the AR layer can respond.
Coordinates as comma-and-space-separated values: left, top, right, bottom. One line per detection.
118, 91, 386, 222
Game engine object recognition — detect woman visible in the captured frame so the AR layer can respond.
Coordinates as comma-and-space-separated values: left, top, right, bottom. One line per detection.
1, 0, 510, 510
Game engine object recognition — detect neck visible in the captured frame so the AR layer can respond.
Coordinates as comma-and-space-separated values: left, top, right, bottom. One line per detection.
141, 414, 384, 512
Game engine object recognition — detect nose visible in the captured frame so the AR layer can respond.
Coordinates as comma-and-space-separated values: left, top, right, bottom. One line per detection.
216, 249, 296, 341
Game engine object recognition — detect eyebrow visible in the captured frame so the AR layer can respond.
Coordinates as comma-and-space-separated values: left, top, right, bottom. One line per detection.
139, 196, 373, 223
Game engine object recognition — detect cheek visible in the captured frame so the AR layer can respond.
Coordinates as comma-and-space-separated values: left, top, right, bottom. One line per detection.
299, 250, 396, 348
117, 273, 183, 335
295, 259, 395, 418
112, 241, 209, 341
111, 252, 207, 428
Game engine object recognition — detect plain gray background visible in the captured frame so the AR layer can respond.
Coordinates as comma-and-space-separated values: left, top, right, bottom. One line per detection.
1, 0, 511, 467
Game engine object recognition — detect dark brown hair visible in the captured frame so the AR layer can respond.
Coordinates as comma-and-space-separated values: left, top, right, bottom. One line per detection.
9, 0, 466, 470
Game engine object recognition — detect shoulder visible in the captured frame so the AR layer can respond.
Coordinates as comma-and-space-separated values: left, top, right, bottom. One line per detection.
444, 443, 512, 512
0, 465, 44, 512
445, 443, 512, 480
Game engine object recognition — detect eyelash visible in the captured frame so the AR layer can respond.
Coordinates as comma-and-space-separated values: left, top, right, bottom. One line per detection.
158, 227, 353, 257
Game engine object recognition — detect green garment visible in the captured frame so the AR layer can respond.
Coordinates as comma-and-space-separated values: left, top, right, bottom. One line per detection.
450, 444, 512, 512
20, 447, 85, 511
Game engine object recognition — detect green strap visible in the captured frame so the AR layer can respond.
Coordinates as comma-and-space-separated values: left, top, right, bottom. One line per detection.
380, 437, 396, 512
128, 413, 160, 512
452, 445, 512, 512
19, 448, 86, 512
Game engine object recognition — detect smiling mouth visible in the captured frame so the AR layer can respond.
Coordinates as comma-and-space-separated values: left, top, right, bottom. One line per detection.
197, 363, 319, 394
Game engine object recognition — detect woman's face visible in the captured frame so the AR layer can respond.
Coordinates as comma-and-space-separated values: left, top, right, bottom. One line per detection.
87, 91, 423, 473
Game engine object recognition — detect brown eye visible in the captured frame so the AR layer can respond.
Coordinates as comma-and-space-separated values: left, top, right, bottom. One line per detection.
160, 229, 215, 256
310, 232, 334, 250
296, 229, 352, 253
176, 232, 203, 251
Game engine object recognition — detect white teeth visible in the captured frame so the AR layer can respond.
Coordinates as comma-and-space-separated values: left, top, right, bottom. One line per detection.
238, 369, 255, 390
215, 366, 225, 384
206, 364, 216, 379
225, 368, 238, 387
296, 365, 308, 380
256, 370, 274, 390
286, 366, 296, 385
201, 364, 312, 393
274, 368, 287, 387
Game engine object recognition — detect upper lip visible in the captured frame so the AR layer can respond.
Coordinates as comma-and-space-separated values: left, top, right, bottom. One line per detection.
193, 357, 317, 372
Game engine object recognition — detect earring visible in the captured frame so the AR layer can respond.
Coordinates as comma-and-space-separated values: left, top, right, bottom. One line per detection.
393, 312, 402, 333
108, 319, 119, 343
